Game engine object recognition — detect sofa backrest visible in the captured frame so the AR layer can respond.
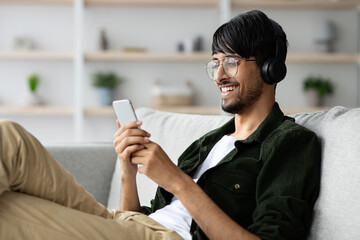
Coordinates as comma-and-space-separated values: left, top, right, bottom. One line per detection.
291, 107, 360, 240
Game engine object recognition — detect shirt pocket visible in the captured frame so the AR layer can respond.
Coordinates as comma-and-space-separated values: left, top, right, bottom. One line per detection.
210, 171, 256, 195
206, 171, 257, 227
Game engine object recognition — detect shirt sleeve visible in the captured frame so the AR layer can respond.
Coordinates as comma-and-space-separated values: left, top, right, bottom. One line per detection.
247, 125, 321, 240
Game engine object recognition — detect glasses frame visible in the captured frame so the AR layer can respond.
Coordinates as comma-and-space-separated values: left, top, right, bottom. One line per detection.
205, 56, 257, 81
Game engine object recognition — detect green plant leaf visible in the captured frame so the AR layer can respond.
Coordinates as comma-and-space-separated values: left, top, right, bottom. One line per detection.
91, 71, 124, 88
303, 75, 334, 97
28, 73, 40, 93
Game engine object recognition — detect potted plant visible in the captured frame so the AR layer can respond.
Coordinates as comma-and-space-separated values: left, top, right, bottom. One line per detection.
91, 71, 124, 106
23, 73, 43, 106
303, 75, 334, 107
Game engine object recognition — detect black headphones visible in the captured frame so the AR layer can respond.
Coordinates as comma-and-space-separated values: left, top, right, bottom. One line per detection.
261, 19, 287, 85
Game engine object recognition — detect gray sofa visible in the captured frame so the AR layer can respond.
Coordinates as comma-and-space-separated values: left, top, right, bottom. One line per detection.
46, 106, 360, 240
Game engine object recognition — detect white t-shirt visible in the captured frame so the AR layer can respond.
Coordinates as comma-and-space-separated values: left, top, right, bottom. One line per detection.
149, 135, 238, 240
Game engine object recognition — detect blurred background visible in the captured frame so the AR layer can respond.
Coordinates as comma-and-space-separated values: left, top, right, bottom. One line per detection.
0, 0, 359, 143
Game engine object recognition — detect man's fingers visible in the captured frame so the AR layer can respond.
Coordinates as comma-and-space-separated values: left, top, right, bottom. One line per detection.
114, 122, 151, 140
114, 120, 142, 138
121, 144, 145, 160
115, 136, 150, 154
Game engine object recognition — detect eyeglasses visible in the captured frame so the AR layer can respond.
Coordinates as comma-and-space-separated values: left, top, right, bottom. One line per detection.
205, 56, 257, 81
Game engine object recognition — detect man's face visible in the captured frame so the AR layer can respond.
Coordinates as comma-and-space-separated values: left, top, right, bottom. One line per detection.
212, 52, 263, 114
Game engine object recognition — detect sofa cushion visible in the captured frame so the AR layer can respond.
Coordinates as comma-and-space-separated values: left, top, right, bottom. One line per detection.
291, 107, 360, 239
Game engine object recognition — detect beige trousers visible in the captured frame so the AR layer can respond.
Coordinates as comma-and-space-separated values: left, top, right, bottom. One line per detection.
0, 120, 182, 240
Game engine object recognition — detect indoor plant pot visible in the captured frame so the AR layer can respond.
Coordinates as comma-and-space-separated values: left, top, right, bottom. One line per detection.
303, 75, 334, 107
91, 71, 123, 106
23, 73, 42, 106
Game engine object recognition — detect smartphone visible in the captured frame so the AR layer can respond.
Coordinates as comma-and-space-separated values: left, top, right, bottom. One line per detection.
112, 99, 139, 127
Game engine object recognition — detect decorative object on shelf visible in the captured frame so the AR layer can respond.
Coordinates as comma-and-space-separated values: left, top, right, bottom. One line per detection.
183, 37, 194, 53
314, 20, 336, 52
303, 75, 334, 107
22, 73, 43, 106
91, 71, 124, 106
99, 28, 109, 50
13, 37, 33, 50
151, 80, 194, 108
193, 35, 204, 52
177, 41, 185, 52
177, 35, 204, 53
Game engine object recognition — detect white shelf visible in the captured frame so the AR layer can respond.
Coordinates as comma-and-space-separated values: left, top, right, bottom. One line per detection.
232, 0, 360, 9
2, 0, 358, 8
287, 53, 359, 64
86, 51, 359, 63
84, 106, 114, 116
0, 106, 74, 116
0, 0, 73, 5
0, 51, 357, 63
85, 0, 219, 7
85, 51, 210, 62
0, 51, 73, 61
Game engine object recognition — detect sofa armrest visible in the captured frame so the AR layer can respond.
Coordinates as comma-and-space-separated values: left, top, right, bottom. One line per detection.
45, 143, 117, 206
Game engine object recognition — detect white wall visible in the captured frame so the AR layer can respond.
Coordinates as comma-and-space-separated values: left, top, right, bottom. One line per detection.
0, 4, 358, 143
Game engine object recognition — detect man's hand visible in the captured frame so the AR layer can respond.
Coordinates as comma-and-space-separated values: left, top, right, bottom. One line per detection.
113, 120, 151, 180
113, 120, 151, 211
131, 141, 187, 194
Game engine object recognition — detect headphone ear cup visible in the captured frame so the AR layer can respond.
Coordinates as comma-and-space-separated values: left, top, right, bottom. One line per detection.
261, 57, 274, 85
261, 57, 287, 85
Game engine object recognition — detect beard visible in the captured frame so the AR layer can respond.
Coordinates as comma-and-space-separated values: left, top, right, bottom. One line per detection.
221, 78, 263, 114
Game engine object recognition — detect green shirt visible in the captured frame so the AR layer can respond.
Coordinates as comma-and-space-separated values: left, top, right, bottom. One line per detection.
143, 103, 321, 240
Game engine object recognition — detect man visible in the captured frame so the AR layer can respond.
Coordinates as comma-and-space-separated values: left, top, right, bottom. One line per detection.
0, 10, 320, 240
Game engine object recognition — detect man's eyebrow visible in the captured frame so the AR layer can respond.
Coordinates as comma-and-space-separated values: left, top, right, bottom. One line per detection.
211, 54, 241, 60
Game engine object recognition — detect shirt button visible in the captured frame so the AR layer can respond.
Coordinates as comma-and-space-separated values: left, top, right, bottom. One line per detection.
194, 230, 197, 236
234, 184, 240, 190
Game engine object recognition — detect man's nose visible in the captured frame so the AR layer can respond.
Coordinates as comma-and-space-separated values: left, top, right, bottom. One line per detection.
214, 64, 228, 83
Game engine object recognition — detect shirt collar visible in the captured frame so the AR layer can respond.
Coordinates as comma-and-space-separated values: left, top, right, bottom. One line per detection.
203, 102, 288, 146
243, 102, 287, 143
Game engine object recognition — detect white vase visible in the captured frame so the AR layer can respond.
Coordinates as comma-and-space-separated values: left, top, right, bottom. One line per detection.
22, 92, 43, 106
305, 89, 323, 107
97, 87, 114, 106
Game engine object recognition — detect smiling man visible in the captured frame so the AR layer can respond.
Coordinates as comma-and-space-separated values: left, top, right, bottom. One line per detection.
1, 10, 321, 240
116, 10, 321, 240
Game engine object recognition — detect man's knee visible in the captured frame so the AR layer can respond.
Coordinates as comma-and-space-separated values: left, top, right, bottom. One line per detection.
0, 120, 27, 140
0, 120, 21, 129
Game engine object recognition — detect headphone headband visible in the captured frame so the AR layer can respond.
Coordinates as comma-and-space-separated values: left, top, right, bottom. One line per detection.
269, 19, 286, 62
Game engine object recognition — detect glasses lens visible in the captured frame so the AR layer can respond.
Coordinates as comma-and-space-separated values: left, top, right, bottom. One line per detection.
223, 57, 238, 78
206, 61, 218, 80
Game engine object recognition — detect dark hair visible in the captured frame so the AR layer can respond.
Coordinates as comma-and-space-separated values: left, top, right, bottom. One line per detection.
212, 10, 288, 67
